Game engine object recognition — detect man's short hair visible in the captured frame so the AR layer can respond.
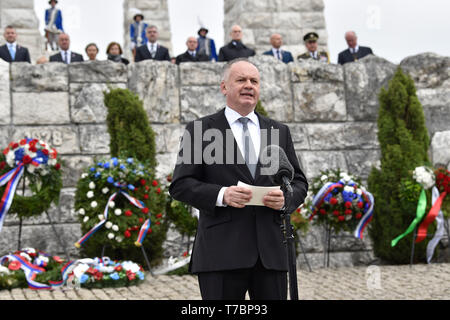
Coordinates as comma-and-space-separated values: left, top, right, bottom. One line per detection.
4, 25, 15, 30
146, 25, 158, 31
221, 58, 258, 82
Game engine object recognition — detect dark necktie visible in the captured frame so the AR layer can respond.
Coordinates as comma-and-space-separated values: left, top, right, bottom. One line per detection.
63, 51, 68, 64
238, 117, 257, 178
276, 50, 281, 60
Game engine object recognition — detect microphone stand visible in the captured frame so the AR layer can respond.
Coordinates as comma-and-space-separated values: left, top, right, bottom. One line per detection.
280, 177, 298, 300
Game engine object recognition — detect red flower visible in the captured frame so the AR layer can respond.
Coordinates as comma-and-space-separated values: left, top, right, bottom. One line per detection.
29, 146, 37, 153
152, 180, 158, 187
296, 208, 301, 213
42, 149, 49, 156
19, 139, 27, 146
87, 267, 96, 275
8, 260, 21, 271
125, 210, 133, 217
355, 213, 362, 219
338, 216, 345, 222
156, 188, 161, 194
124, 230, 131, 238
140, 179, 146, 186
139, 217, 143, 223
0, 161, 6, 170
22, 155, 32, 164
114, 265, 123, 272
54, 163, 61, 170
156, 213, 163, 218
3, 147, 9, 155
29, 140, 36, 148
11, 143, 19, 149
329, 197, 338, 205
142, 207, 149, 214
319, 209, 327, 215
155, 221, 161, 225
332, 210, 340, 216
53, 256, 63, 264
166, 175, 172, 182
94, 271, 104, 281
344, 201, 352, 209
143, 194, 149, 199
357, 202, 364, 209
345, 209, 352, 215
126, 270, 136, 281
148, 228, 152, 234
183, 251, 188, 257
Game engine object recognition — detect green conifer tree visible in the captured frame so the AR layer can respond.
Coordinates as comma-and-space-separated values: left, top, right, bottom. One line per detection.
368, 67, 430, 264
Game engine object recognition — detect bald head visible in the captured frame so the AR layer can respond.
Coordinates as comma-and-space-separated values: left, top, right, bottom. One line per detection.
186, 36, 198, 51
58, 33, 70, 50
345, 31, 357, 49
270, 33, 282, 49
230, 25, 243, 41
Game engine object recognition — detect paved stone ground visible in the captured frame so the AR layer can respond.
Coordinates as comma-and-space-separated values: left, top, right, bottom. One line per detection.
0, 263, 448, 300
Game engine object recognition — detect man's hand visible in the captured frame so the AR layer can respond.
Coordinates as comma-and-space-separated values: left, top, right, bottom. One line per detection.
263, 190, 285, 211
223, 186, 252, 208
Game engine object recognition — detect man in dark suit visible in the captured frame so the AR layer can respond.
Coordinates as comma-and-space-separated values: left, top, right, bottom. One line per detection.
218, 25, 255, 62
175, 36, 209, 65
263, 33, 293, 64
49, 33, 83, 63
169, 59, 308, 300
134, 25, 171, 62
0, 26, 31, 63
338, 31, 373, 65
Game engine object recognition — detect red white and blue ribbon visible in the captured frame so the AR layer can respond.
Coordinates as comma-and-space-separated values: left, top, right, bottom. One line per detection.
0, 163, 25, 233
0, 254, 51, 290
75, 191, 146, 248
48, 260, 77, 288
353, 190, 374, 239
308, 182, 341, 221
135, 219, 151, 247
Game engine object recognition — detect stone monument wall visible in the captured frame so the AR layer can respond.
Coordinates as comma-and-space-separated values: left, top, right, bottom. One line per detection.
224, 0, 328, 57
0, 52, 449, 268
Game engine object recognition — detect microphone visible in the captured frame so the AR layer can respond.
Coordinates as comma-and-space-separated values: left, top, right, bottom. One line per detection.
260, 144, 294, 193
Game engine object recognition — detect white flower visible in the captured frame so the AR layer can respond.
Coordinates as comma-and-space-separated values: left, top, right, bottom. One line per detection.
48, 158, 57, 166
78, 208, 86, 215
107, 233, 115, 240
344, 186, 354, 193
0, 266, 10, 275
108, 201, 115, 208
320, 175, 328, 182
87, 191, 94, 198
90, 201, 98, 208
89, 182, 96, 189
27, 165, 36, 174
81, 173, 88, 179
116, 236, 123, 243
98, 214, 105, 221
413, 166, 435, 190
122, 261, 140, 273
356, 188, 362, 196
83, 216, 89, 223
112, 225, 119, 232
73, 263, 89, 279
20, 252, 32, 262
102, 187, 109, 194
105, 221, 113, 229
114, 209, 122, 216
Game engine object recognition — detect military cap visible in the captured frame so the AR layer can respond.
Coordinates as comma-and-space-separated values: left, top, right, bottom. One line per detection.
198, 27, 209, 35
303, 32, 319, 42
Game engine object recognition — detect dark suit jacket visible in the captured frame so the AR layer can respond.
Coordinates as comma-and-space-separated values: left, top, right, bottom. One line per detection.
338, 46, 373, 65
169, 108, 308, 273
0, 44, 31, 63
218, 41, 255, 62
49, 51, 84, 63
175, 51, 209, 65
263, 49, 294, 63
134, 43, 171, 62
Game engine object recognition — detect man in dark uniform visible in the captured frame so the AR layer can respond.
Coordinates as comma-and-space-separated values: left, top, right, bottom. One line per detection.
0, 26, 31, 63
218, 25, 255, 62
297, 32, 329, 63
176, 36, 209, 65
337, 31, 373, 65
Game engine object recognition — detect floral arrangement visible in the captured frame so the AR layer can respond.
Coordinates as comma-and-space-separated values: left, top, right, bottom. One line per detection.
435, 167, 450, 195
305, 169, 374, 237
74, 156, 167, 267
0, 138, 62, 231
0, 248, 145, 290
290, 203, 310, 235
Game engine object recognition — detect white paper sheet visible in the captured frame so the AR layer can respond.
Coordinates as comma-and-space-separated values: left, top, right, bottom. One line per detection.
237, 181, 281, 206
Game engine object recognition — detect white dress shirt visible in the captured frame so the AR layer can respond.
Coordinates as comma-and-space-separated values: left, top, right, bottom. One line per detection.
349, 45, 360, 54
216, 106, 261, 206
147, 42, 158, 56
271, 48, 282, 60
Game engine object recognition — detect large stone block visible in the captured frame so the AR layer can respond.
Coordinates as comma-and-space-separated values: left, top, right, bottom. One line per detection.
300, 12, 326, 29
290, 59, 343, 83
60, 155, 95, 187
12, 92, 70, 125
431, 131, 450, 167
11, 62, 68, 92
400, 53, 450, 89
69, 60, 128, 83
0, 60, 10, 125
10, 125, 80, 154
128, 60, 180, 123
272, 12, 303, 29
417, 88, 450, 136
152, 124, 184, 154
286, 123, 310, 150
179, 62, 224, 86
305, 122, 379, 150
297, 150, 347, 180
344, 149, 381, 182
344, 55, 396, 121
70, 83, 127, 123
250, 55, 294, 122
78, 124, 110, 154
180, 86, 225, 123
293, 82, 346, 122
1, 8, 38, 29
155, 153, 177, 181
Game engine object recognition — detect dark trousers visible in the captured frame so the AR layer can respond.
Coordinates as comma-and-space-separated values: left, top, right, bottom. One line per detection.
197, 258, 287, 300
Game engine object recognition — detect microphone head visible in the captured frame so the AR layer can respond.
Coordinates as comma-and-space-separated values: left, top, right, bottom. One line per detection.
260, 144, 294, 185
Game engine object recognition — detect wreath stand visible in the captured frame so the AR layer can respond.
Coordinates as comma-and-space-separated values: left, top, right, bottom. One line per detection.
16, 174, 70, 261
322, 222, 375, 268
409, 220, 450, 267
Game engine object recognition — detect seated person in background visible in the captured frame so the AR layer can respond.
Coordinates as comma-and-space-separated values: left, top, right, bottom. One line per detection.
0, 25, 31, 63
85, 43, 99, 61
338, 31, 373, 65
218, 25, 255, 62
49, 33, 84, 63
263, 33, 293, 63
134, 25, 171, 62
106, 42, 129, 65
175, 37, 209, 65
297, 32, 329, 63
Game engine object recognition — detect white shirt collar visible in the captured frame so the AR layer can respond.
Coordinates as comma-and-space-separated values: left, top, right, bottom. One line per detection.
7, 42, 17, 48
147, 42, 158, 50
225, 105, 259, 126
350, 45, 359, 53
